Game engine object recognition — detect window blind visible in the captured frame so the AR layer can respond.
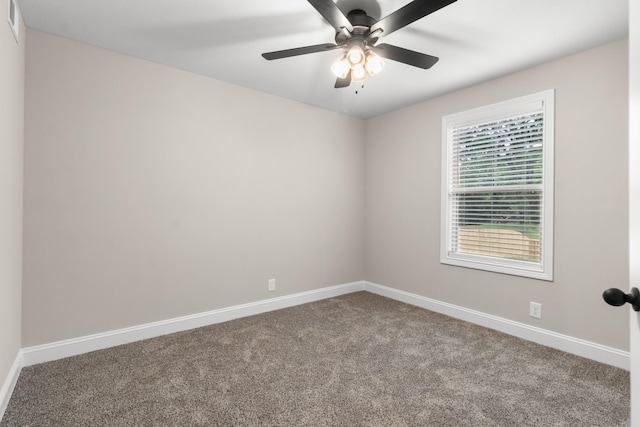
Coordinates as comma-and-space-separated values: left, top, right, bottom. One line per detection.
449, 112, 544, 263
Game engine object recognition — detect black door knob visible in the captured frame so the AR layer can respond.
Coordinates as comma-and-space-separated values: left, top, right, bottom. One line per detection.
602, 287, 640, 312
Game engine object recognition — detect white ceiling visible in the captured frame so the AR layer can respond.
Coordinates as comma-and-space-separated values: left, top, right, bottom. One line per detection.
17, 0, 628, 118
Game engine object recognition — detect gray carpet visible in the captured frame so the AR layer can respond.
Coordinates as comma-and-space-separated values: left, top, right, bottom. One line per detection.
1, 292, 630, 426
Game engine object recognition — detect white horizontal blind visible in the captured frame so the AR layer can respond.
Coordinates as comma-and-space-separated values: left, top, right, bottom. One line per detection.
451, 112, 543, 262
441, 90, 554, 280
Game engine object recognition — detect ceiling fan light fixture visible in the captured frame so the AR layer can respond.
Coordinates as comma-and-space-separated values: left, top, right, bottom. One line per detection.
262, 0, 457, 89
331, 56, 350, 79
364, 51, 384, 76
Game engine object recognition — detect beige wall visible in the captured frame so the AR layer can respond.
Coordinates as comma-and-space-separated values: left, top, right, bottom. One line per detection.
0, 0, 24, 392
22, 30, 365, 346
365, 38, 629, 350
21, 29, 630, 353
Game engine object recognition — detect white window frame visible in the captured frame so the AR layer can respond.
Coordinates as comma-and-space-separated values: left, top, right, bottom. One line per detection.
440, 90, 554, 281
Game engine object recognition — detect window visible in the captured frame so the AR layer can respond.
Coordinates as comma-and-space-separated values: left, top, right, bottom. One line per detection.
441, 90, 554, 280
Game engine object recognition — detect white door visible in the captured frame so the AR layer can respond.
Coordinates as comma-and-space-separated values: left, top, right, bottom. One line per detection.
630, 1, 639, 425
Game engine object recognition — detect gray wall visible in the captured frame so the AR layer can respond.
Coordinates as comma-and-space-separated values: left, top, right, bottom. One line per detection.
365, 38, 629, 350
21, 29, 629, 353
23, 30, 365, 346
0, 0, 24, 394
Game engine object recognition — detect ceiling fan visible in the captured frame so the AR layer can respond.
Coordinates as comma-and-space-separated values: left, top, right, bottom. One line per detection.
262, 0, 457, 88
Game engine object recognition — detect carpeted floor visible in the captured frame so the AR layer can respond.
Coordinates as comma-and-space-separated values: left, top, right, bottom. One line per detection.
1, 292, 630, 426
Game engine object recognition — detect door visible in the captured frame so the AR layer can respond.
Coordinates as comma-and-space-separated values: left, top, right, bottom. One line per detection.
630, 0, 639, 425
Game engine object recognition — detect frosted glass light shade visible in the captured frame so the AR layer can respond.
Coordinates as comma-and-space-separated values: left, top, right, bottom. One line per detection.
365, 52, 384, 76
351, 65, 367, 81
346, 46, 365, 67
331, 57, 350, 79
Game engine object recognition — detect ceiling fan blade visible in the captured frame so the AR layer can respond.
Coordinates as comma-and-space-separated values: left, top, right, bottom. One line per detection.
334, 70, 352, 88
262, 43, 341, 60
370, 0, 457, 37
307, 0, 353, 33
371, 44, 439, 69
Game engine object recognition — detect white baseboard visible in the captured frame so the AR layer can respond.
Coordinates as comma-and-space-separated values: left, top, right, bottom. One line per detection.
17, 279, 629, 372
364, 281, 630, 370
0, 350, 23, 421
22, 281, 366, 367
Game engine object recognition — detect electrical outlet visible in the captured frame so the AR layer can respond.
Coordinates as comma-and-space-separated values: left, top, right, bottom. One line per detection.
268, 279, 276, 292
529, 302, 542, 319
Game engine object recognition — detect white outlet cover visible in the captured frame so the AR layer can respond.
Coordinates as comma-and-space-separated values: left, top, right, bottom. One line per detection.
529, 302, 542, 319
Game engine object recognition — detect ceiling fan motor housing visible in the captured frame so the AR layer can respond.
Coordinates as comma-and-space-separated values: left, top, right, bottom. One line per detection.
335, 10, 377, 45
